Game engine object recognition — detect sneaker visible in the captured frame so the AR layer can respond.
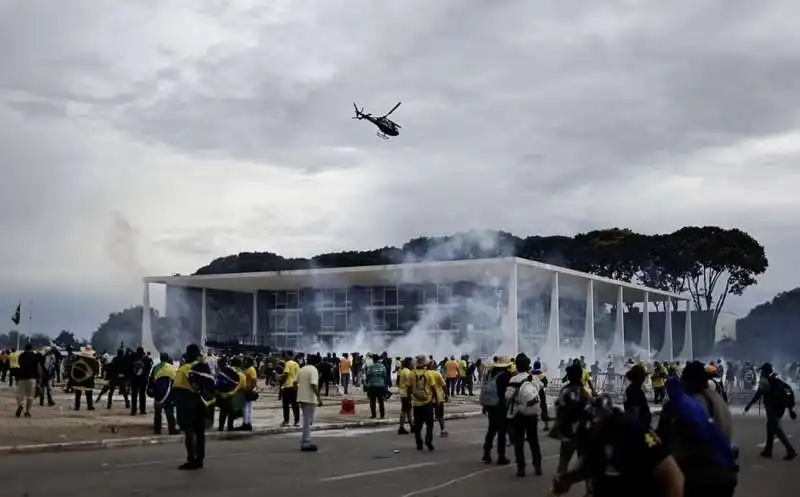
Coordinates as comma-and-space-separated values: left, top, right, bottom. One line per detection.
24, 412, 31, 418
785, 451, 798, 461
426, 442, 434, 451
441, 430, 449, 438
178, 461, 201, 471
15, 406, 23, 418
497, 457, 510, 465
301, 444, 318, 452
398, 427, 409, 435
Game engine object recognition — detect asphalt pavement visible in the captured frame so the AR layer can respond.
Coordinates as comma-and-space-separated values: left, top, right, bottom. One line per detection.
1, 414, 797, 497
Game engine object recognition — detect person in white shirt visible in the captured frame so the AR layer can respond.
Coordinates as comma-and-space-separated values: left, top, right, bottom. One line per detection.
297, 354, 323, 451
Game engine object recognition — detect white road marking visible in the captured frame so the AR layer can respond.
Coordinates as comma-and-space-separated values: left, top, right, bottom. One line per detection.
320, 462, 441, 482
399, 454, 558, 497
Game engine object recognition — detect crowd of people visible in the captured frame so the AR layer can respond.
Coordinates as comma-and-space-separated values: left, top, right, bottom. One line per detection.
1, 343, 798, 496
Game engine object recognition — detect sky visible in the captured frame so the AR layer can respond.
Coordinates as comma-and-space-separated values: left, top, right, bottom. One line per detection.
2, 0, 800, 339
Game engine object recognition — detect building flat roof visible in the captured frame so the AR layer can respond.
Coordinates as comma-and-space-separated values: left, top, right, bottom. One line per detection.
145, 256, 687, 303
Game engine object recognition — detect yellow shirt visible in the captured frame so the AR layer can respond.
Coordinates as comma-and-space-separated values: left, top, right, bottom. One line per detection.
509, 363, 517, 375
458, 360, 467, 377
398, 368, 413, 398
9, 351, 20, 369
411, 369, 435, 407
429, 370, 446, 404
340, 358, 352, 375
173, 362, 196, 391
154, 362, 177, 380
282, 360, 300, 388
445, 360, 459, 379
244, 366, 258, 390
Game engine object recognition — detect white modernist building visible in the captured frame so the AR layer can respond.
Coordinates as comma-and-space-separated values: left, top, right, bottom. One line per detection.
142, 257, 692, 363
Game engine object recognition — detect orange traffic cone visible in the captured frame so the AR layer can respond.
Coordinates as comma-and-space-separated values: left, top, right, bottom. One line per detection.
340, 398, 356, 415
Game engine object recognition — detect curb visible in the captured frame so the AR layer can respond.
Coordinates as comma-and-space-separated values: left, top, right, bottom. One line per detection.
0, 411, 484, 455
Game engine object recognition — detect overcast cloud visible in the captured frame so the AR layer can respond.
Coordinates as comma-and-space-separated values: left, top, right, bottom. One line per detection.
2, 0, 800, 338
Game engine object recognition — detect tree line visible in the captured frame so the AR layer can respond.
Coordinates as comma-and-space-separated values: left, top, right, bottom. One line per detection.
82, 226, 769, 353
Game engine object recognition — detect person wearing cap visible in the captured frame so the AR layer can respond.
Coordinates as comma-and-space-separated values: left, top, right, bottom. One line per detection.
744, 362, 798, 460
411, 355, 436, 451
427, 360, 448, 437
482, 356, 512, 465
624, 364, 652, 431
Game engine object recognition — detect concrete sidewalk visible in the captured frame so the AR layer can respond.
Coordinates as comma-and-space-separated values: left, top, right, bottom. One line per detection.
0, 384, 483, 453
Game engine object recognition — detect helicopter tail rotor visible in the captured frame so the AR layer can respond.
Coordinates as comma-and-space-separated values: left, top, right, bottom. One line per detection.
353, 102, 369, 119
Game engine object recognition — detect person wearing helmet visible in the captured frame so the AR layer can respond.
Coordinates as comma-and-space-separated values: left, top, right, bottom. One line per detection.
551, 394, 685, 497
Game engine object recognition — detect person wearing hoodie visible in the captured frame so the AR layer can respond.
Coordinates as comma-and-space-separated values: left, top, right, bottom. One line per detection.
506, 353, 543, 477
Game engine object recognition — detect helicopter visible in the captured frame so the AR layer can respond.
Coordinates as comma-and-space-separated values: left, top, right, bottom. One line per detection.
352, 101, 402, 139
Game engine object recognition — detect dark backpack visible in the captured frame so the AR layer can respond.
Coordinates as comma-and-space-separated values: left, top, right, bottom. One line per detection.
771, 377, 796, 409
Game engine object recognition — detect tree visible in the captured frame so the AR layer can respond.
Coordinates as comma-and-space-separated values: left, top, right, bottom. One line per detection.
573, 228, 646, 282
54, 330, 79, 349
636, 234, 691, 311
736, 287, 800, 358
673, 226, 768, 321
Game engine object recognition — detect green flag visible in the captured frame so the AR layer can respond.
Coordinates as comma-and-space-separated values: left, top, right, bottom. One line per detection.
11, 303, 20, 325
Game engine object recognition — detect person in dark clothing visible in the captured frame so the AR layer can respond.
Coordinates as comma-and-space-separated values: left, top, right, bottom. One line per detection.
508, 353, 543, 477
744, 362, 798, 461
15, 344, 41, 418
129, 347, 153, 415
482, 356, 512, 465
317, 358, 333, 397
174, 344, 214, 470
553, 364, 591, 475
552, 395, 685, 497
623, 364, 652, 431
96, 349, 130, 409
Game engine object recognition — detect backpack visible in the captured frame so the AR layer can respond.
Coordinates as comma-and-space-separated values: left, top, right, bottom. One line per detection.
480, 375, 500, 407
412, 371, 429, 401
505, 375, 542, 418
771, 377, 796, 409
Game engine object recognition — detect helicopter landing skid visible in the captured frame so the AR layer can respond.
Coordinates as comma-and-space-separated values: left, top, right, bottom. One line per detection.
376, 131, 390, 140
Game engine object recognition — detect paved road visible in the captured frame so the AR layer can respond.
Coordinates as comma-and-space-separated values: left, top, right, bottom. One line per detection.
1, 414, 797, 497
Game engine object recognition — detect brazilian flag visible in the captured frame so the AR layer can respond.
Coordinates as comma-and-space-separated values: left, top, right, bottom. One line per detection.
11, 303, 20, 325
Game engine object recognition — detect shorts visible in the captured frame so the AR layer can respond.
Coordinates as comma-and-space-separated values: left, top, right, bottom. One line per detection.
16, 378, 36, 400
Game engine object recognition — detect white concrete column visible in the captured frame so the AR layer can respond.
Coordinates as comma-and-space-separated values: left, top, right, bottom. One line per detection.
201, 287, 208, 348
582, 279, 596, 364
655, 298, 674, 362
664, 299, 674, 362
614, 286, 625, 357
141, 282, 157, 354
499, 262, 519, 357
252, 292, 259, 343
511, 262, 519, 356
548, 272, 560, 361
642, 292, 651, 360
685, 300, 693, 359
